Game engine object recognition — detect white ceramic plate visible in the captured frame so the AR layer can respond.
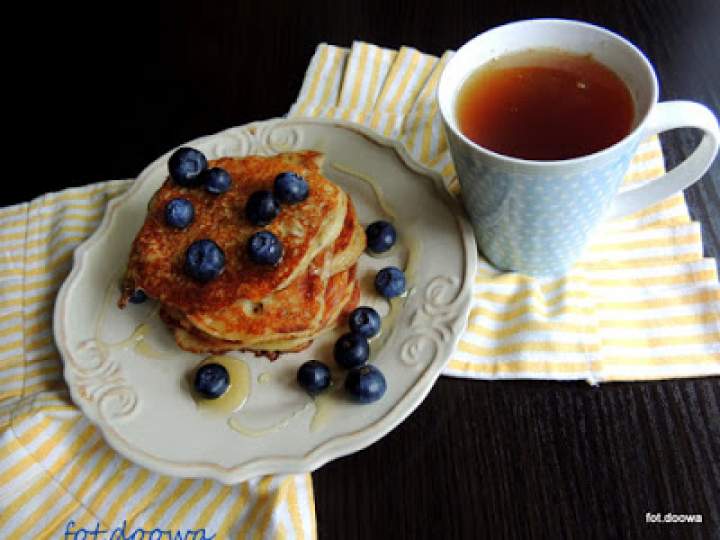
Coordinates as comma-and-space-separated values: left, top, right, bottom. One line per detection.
54, 118, 477, 484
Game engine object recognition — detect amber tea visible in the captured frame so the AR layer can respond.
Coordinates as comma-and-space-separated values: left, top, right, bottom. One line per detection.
456, 48, 635, 160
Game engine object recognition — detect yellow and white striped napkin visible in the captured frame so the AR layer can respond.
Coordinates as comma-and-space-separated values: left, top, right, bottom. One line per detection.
0, 182, 316, 538
289, 42, 720, 382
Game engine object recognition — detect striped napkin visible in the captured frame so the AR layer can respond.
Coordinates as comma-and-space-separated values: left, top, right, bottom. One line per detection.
0, 182, 316, 538
289, 42, 720, 382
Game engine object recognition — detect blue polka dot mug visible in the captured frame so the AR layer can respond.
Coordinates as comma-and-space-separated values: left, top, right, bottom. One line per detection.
439, 19, 720, 276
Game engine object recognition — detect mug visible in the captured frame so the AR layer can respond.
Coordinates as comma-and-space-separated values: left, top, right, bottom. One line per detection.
438, 19, 720, 276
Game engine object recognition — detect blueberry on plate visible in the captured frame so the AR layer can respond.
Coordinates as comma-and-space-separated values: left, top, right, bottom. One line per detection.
365, 220, 397, 253
345, 365, 386, 404
164, 198, 195, 229
201, 167, 232, 194
334, 332, 369, 369
297, 360, 331, 395
274, 172, 309, 204
168, 147, 208, 187
349, 306, 381, 339
375, 266, 406, 299
128, 289, 147, 304
247, 231, 283, 265
194, 363, 230, 399
184, 239, 225, 282
245, 190, 280, 226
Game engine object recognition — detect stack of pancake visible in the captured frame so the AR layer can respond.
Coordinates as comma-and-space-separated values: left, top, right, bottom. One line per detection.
119, 151, 365, 359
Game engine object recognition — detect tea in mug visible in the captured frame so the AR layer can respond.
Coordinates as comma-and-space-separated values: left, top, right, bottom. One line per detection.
456, 48, 635, 160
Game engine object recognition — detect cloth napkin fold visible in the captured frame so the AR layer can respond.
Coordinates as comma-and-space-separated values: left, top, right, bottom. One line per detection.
0, 182, 316, 538
288, 41, 720, 383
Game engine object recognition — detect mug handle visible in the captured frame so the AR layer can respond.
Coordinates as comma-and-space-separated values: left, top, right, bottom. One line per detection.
606, 100, 720, 219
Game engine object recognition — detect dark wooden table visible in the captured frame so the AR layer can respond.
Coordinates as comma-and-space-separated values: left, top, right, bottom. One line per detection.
16, 0, 719, 538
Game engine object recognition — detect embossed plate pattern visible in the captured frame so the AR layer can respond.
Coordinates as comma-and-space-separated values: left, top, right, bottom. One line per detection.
54, 118, 477, 483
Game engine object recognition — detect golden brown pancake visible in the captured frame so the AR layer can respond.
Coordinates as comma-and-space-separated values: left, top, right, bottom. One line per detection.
120, 150, 366, 360
184, 247, 332, 343
330, 200, 366, 275
120, 151, 347, 313
166, 263, 356, 347
164, 271, 360, 358
184, 201, 364, 343
321, 265, 357, 326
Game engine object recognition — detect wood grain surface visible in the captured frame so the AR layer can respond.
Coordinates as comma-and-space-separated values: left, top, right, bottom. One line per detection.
12, 1, 719, 538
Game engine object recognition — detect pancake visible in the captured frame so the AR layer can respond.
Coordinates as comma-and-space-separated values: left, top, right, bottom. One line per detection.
166, 323, 314, 358
187, 246, 332, 343
165, 272, 360, 358
184, 199, 364, 343
166, 280, 359, 357
164, 260, 347, 343
120, 150, 366, 360
321, 265, 356, 326
330, 200, 366, 275
120, 151, 347, 313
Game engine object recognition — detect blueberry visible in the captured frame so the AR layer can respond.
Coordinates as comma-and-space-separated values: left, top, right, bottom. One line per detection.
128, 289, 147, 304
365, 220, 397, 253
168, 147, 208, 187
375, 266, 406, 298
274, 172, 309, 204
201, 167, 232, 194
245, 190, 280, 226
194, 363, 229, 399
247, 231, 283, 265
334, 332, 369, 369
297, 360, 331, 395
349, 307, 381, 339
184, 239, 225, 282
345, 365, 386, 404
164, 198, 195, 229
